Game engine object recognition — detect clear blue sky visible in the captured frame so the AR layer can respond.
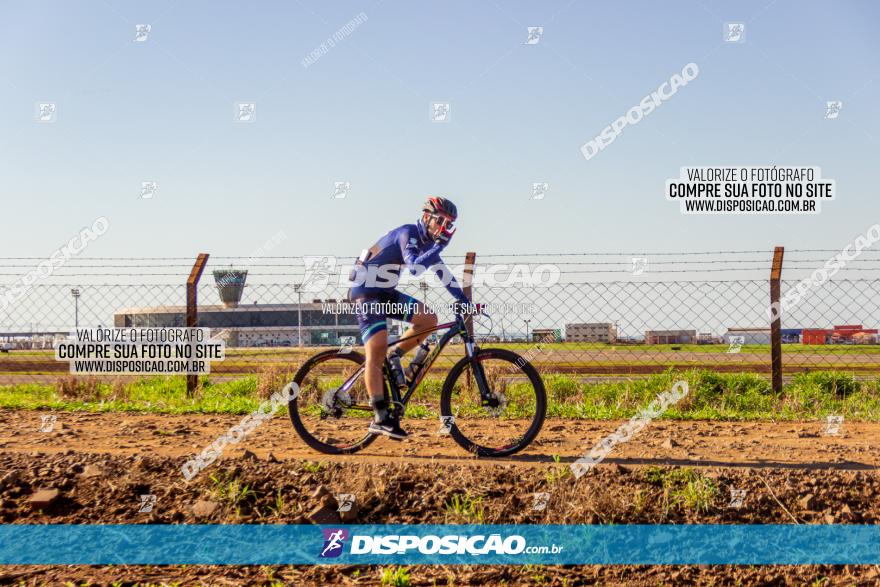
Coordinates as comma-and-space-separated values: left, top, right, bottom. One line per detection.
1, 0, 878, 261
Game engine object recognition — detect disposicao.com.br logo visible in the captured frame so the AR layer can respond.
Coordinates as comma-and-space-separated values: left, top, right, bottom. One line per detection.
320, 528, 350, 558
318, 529, 563, 557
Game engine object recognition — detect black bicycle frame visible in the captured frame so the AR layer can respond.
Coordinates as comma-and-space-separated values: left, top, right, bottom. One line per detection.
334, 313, 491, 414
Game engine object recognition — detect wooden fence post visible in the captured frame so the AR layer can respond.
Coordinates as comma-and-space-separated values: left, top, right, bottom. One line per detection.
462, 252, 476, 339
770, 246, 785, 394
186, 253, 210, 396
462, 252, 476, 390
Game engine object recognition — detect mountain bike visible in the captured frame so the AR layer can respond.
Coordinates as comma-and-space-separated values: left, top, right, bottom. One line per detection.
288, 308, 547, 457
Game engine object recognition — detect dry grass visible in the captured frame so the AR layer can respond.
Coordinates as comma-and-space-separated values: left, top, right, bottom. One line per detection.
55, 376, 130, 402
256, 364, 297, 400
55, 375, 102, 402
108, 377, 129, 402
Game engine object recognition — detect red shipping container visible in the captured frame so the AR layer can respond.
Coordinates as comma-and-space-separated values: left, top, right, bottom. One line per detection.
802, 329, 828, 345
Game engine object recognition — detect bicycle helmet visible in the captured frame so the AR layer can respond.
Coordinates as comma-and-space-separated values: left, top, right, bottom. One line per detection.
421, 196, 458, 245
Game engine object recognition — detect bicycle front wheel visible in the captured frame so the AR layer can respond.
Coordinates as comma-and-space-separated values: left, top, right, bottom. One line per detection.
439, 348, 546, 457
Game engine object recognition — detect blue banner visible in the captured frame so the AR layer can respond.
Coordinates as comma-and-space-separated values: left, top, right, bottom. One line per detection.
1, 524, 878, 565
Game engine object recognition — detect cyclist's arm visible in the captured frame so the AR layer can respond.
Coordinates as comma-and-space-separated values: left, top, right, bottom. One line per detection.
398, 230, 442, 275
432, 261, 470, 306
396, 229, 470, 305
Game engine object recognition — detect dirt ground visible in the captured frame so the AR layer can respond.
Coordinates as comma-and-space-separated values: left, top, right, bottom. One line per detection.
1, 409, 877, 469
3, 409, 880, 585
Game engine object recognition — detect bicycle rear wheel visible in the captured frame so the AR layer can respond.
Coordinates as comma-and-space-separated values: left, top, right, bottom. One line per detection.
288, 349, 379, 455
439, 348, 546, 457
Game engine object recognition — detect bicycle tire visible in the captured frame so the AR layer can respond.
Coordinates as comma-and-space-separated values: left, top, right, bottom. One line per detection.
439, 348, 547, 457
288, 349, 379, 455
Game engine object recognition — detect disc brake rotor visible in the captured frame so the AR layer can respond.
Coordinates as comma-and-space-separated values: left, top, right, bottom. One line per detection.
320, 387, 353, 418
484, 392, 508, 417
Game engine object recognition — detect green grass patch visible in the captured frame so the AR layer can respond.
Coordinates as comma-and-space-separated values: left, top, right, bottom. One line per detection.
444, 492, 485, 524
642, 466, 719, 514
380, 566, 412, 587
0, 375, 270, 414
2, 369, 880, 421
544, 368, 880, 421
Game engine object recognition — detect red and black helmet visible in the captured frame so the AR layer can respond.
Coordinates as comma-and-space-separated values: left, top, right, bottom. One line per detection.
423, 196, 458, 219
422, 196, 458, 245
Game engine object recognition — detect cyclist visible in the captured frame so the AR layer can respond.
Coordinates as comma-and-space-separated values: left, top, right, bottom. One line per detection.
348, 197, 471, 440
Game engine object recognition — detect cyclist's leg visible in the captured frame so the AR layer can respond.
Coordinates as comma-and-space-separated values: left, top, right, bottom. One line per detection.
356, 294, 408, 438
389, 291, 437, 355
354, 298, 388, 403
363, 329, 387, 403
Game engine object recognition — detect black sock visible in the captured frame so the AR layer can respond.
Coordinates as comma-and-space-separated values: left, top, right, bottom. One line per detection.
370, 398, 388, 422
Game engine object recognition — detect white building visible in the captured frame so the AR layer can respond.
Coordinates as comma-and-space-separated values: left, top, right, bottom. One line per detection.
645, 329, 697, 344
565, 322, 617, 343
724, 328, 772, 345
114, 303, 360, 347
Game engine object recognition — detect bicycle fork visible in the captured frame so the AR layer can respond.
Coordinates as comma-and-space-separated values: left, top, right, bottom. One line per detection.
464, 340, 496, 407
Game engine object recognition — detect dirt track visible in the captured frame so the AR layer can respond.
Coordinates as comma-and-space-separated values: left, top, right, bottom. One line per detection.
4, 410, 880, 586
1, 409, 877, 470
2, 445, 880, 585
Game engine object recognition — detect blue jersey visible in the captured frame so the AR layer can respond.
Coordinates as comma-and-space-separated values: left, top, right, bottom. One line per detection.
349, 220, 469, 304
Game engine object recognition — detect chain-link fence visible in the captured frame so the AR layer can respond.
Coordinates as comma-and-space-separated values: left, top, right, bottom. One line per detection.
1, 249, 879, 388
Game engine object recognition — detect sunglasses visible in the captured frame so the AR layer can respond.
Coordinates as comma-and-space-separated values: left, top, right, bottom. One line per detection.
427, 214, 456, 240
